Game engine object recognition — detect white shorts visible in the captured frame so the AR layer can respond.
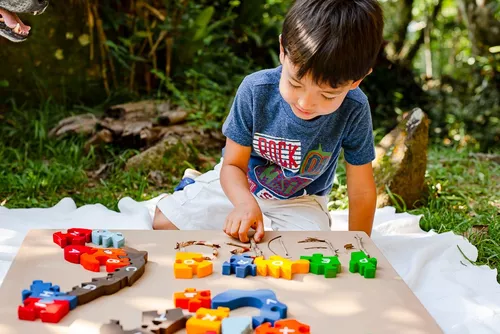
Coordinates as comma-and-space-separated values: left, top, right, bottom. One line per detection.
156, 159, 332, 231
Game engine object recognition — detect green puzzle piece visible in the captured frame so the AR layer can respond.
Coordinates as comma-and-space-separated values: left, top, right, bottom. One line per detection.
300, 253, 341, 278
349, 251, 377, 278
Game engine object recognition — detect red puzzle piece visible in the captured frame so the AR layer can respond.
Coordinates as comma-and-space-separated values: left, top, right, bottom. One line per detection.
174, 288, 211, 312
80, 248, 130, 272
64, 245, 96, 264
255, 319, 311, 334
53, 228, 92, 248
18, 297, 70, 323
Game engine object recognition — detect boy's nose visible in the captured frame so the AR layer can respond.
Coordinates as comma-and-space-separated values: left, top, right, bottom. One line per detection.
297, 93, 316, 110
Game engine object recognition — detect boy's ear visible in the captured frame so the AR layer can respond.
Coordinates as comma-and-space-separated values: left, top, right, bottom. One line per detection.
349, 68, 373, 90
279, 34, 285, 65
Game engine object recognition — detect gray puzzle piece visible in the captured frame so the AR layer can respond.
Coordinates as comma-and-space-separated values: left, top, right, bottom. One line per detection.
141, 308, 191, 334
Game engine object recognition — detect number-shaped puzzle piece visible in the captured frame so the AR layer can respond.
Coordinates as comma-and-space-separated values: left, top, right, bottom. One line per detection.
185, 307, 230, 334
18, 297, 70, 323
254, 255, 309, 280
53, 228, 92, 248
211, 289, 287, 328
64, 245, 96, 264
174, 252, 213, 278
300, 253, 341, 278
221, 316, 253, 334
349, 251, 377, 278
174, 288, 211, 312
80, 248, 130, 272
141, 308, 190, 333
222, 255, 256, 278
22, 280, 77, 310
92, 229, 125, 248
255, 319, 311, 334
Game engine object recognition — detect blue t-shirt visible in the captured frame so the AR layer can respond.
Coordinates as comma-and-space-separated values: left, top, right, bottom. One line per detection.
222, 65, 375, 200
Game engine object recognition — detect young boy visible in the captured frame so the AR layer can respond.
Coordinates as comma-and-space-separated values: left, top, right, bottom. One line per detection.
153, 0, 384, 243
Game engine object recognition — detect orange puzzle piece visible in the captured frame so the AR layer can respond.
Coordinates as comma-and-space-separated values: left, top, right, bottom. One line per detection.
174, 288, 211, 312
174, 252, 213, 279
185, 307, 230, 334
254, 255, 309, 280
255, 319, 311, 333
80, 248, 130, 272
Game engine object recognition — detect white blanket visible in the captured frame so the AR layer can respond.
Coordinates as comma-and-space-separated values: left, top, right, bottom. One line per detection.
1, 196, 499, 333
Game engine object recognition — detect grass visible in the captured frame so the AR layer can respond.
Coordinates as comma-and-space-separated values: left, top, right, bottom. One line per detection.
1, 100, 499, 278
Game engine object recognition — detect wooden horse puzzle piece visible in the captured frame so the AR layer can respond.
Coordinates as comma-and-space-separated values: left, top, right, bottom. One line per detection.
53, 228, 93, 248
80, 248, 130, 272
185, 307, 230, 334
349, 251, 377, 278
300, 253, 341, 278
211, 289, 287, 328
92, 229, 125, 248
255, 319, 311, 334
254, 255, 309, 280
221, 316, 253, 334
141, 308, 191, 333
174, 288, 211, 312
222, 254, 256, 278
174, 252, 213, 278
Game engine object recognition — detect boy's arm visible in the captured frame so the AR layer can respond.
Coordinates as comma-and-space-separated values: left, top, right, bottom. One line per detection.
346, 161, 377, 236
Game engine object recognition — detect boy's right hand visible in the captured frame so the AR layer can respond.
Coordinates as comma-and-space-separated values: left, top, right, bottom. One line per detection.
223, 201, 265, 243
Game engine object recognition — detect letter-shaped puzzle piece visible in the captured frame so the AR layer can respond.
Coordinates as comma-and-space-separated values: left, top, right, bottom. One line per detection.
18, 297, 70, 323
80, 248, 130, 272
174, 252, 213, 279
99, 319, 149, 333
221, 316, 253, 334
185, 307, 230, 334
53, 228, 92, 248
349, 251, 377, 278
174, 288, 211, 312
222, 255, 256, 278
92, 229, 125, 248
254, 255, 309, 280
22, 280, 77, 310
64, 245, 96, 264
141, 308, 191, 333
255, 319, 311, 334
211, 289, 287, 328
300, 253, 341, 278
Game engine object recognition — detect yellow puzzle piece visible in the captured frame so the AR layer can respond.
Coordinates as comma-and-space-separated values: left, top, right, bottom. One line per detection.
174, 252, 213, 279
254, 255, 310, 280
185, 306, 230, 334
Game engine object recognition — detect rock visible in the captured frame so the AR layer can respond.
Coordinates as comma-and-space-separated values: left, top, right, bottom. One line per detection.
372, 108, 429, 209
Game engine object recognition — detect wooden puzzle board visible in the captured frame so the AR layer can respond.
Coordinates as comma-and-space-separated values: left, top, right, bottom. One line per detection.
0, 229, 443, 333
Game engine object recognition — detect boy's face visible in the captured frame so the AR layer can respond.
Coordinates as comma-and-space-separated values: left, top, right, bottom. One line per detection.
278, 41, 368, 121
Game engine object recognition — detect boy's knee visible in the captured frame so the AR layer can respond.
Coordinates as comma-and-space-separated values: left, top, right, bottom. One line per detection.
153, 205, 179, 230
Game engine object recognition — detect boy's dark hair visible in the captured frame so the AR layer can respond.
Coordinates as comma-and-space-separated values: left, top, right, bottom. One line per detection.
281, 0, 384, 88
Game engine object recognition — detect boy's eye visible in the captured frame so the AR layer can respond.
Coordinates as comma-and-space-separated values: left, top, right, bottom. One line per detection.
288, 81, 301, 88
323, 95, 336, 101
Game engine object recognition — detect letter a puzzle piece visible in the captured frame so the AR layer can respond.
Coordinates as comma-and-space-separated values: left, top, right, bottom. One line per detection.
141, 308, 191, 333
254, 255, 309, 280
349, 251, 377, 278
221, 317, 253, 334
174, 252, 213, 278
300, 253, 341, 278
255, 319, 311, 334
80, 248, 130, 272
92, 229, 125, 248
222, 255, 256, 278
18, 297, 70, 323
64, 245, 96, 264
211, 289, 287, 328
185, 307, 230, 334
53, 228, 92, 248
22, 280, 77, 310
174, 288, 211, 312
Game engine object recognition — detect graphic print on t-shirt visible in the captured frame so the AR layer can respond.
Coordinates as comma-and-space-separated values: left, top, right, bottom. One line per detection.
300, 144, 332, 176
252, 133, 302, 173
254, 163, 312, 198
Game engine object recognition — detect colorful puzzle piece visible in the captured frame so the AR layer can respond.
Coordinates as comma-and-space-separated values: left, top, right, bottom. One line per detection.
300, 253, 341, 278
174, 288, 211, 312
22, 280, 77, 310
64, 245, 95, 264
141, 308, 191, 333
255, 319, 311, 334
221, 316, 253, 334
349, 251, 377, 278
53, 228, 92, 248
92, 229, 125, 248
185, 307, 230, 334
80, 248, 130, 272
18, 297, 70, 323
174, 252, 213, 278
254, 255, 309, 280
211, 289, 287, 328
222, 255, 256, 278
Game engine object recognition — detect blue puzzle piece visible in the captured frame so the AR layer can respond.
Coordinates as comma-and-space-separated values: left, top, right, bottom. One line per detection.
211, 289, 287, 328
91, 229, 125, 248
222, 316, 253, 334
222, 255, 257, 278
22, 280, 77, 310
